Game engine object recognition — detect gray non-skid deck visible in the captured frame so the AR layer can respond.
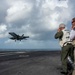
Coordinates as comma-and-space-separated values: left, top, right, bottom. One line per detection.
0, 51, 63, 75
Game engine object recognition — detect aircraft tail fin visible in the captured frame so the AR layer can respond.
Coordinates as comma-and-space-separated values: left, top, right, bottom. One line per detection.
22, 34, 24, 37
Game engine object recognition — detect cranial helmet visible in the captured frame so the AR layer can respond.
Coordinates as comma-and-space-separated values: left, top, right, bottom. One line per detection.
59, 23, 65, 28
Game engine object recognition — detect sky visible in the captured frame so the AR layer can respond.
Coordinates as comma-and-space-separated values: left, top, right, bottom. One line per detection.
0, 0, 75, 50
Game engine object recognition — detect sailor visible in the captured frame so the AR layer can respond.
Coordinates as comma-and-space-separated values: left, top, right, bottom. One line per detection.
70, 18, 75, 68
54, 23, 74, 75
67, 18, 75, 75
70, 18, 75, 48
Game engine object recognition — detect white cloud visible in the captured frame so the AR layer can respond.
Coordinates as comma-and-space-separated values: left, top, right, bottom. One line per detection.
6, 0, 33, 22
42, 0, 68, 10
0, 0, 75, 49
20, 25, 35, 38
0, 24, 8, 38
5, 0, 73, 40
39, 0, 72, 30
5, 0, 73, 31
2, 0, 75, 39
0, 24, 7, 33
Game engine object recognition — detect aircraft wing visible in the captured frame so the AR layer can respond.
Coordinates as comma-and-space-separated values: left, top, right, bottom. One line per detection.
9, 32, 19, 37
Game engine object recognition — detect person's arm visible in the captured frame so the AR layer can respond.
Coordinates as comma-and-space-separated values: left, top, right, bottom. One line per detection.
70, 30, 75, 40
54, 31, 63, 39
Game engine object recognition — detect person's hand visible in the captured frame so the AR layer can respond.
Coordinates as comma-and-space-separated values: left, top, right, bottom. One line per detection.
57, 28, 61, 32
72, 25, 75, 30
73, 36, 75, 40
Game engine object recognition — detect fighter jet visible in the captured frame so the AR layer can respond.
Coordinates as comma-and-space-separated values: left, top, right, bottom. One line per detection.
9, 32, 29, 41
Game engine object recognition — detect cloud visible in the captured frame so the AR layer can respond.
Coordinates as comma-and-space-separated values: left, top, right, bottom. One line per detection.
0, 33, 8, 38
4, 0, 74, 41
6, 0, 33, 23
0, 24, 8, 38
41, 0, 68, 10
0, 24, 7, 32
0, 0, 8, 23
39, 0, 72, 30
0, 0, 75, 49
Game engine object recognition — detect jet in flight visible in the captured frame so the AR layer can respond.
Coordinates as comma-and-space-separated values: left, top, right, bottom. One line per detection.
9, 32, 29, 41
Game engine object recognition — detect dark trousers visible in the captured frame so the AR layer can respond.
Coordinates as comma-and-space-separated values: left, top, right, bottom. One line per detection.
61, 43, 74, 72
